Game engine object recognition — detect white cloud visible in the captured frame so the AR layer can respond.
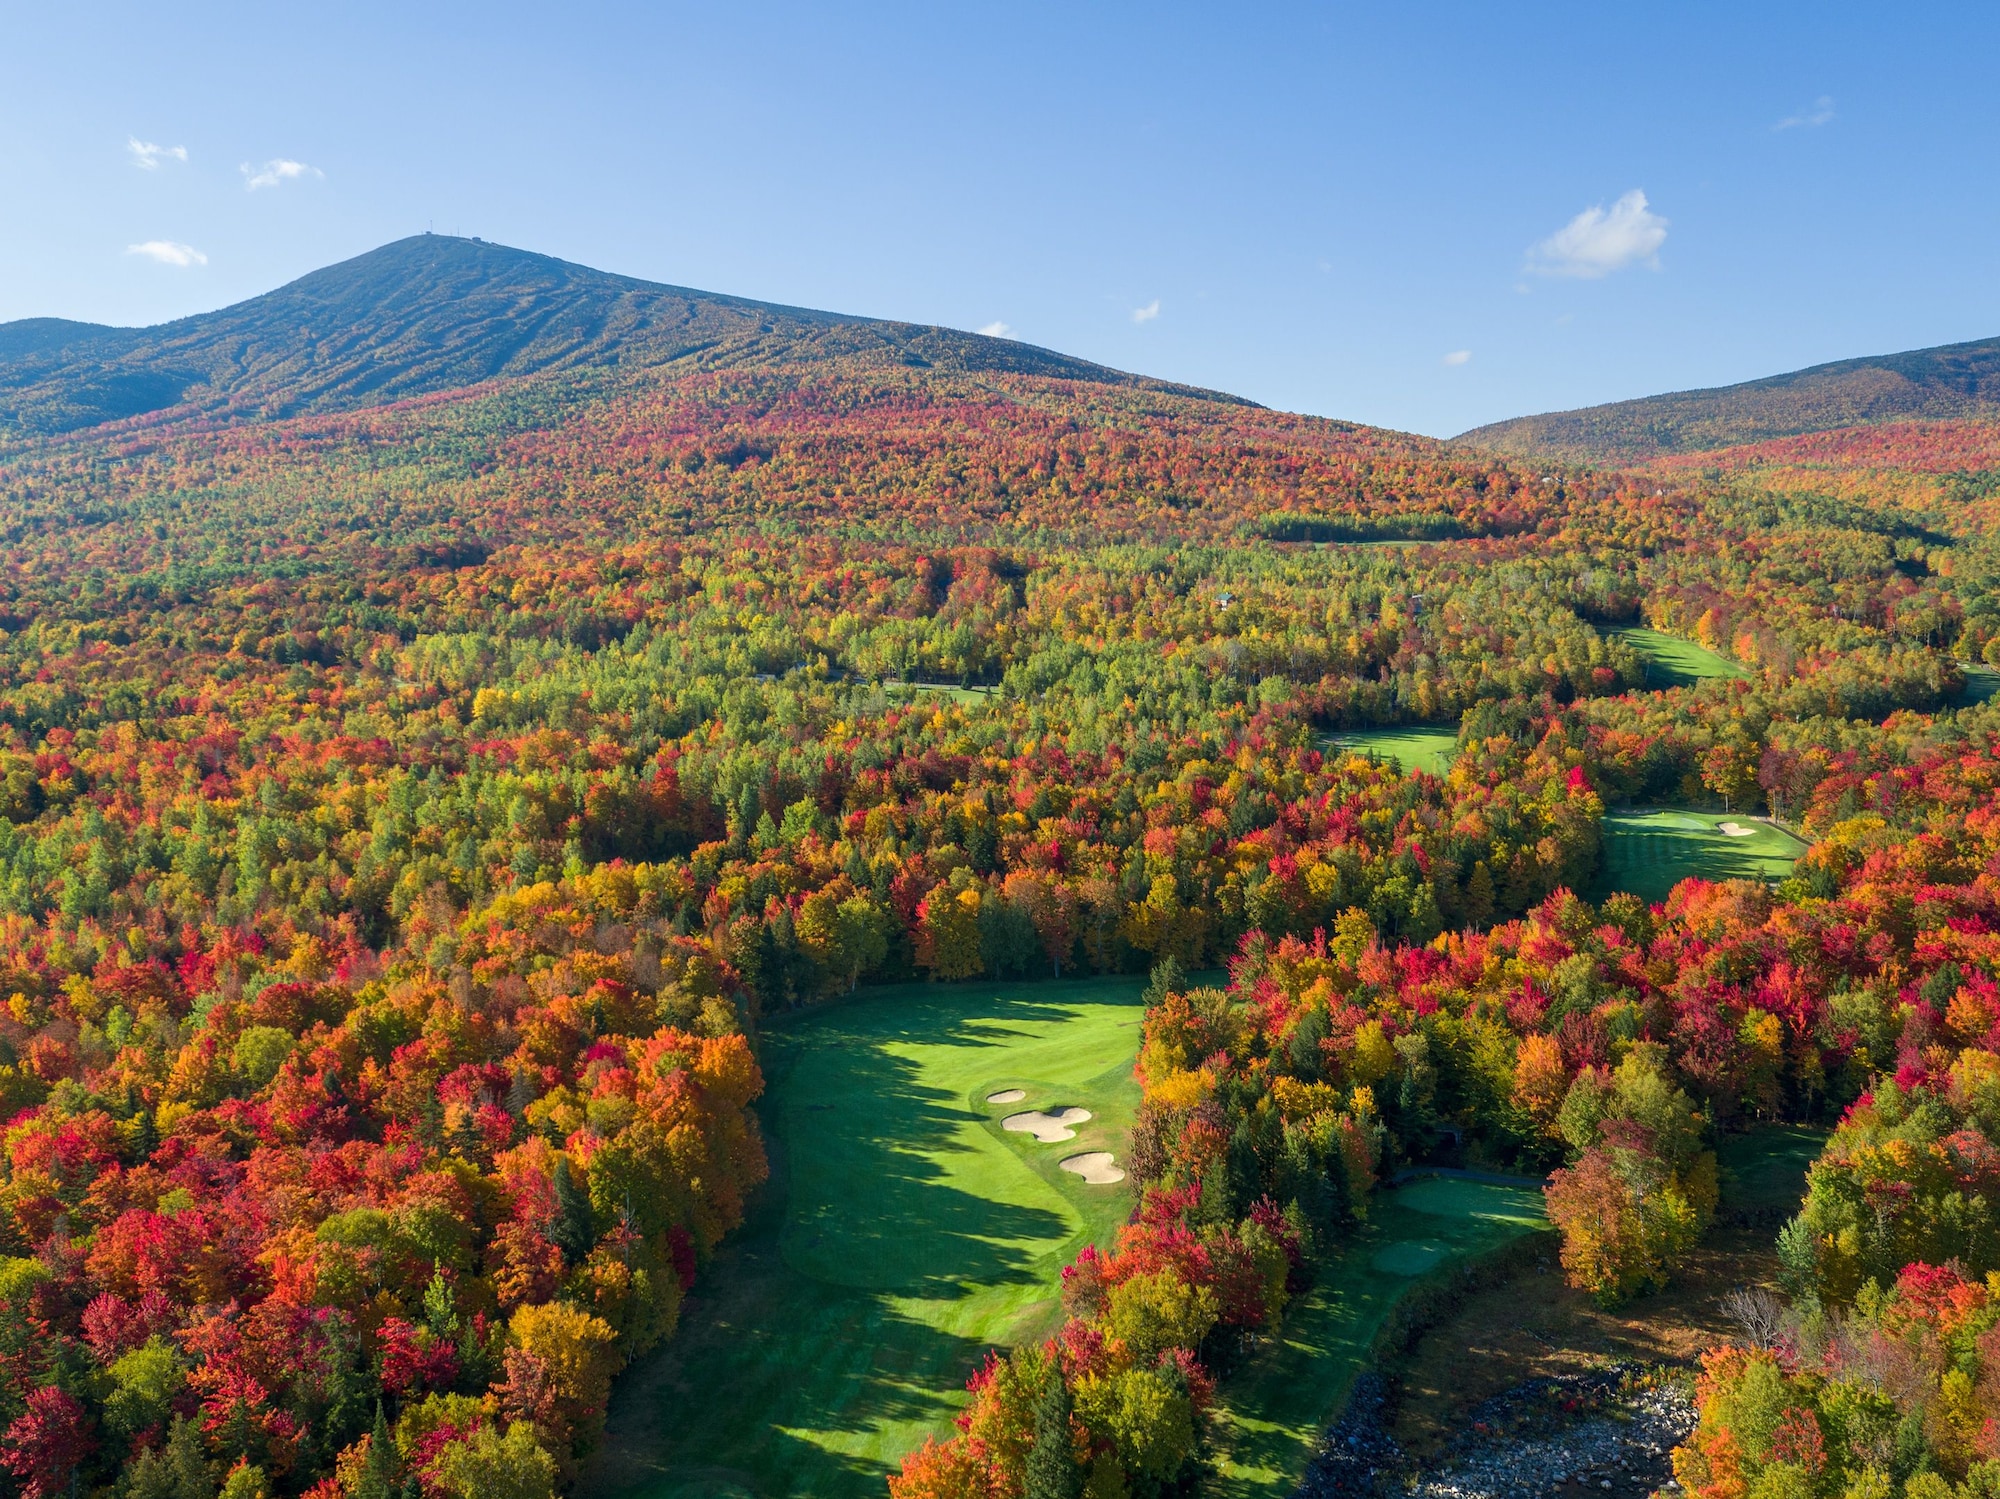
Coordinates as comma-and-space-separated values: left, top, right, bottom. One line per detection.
241, 158, 323, 191
977, 321, 1012, 338
1131, 299, 1160, 324
1442, 350, 1472, 367
1775, 96, 1835, 130
1526, 190, 1667, 279
127, 138, 187, 170
126, 240, 207, 267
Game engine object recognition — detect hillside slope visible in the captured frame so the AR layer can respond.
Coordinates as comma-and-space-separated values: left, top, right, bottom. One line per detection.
0, 235, 1235, 435
1457, 334, 2000, 463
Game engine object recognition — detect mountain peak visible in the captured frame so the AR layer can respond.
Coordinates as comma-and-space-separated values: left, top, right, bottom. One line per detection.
1457, 334, 2000, 463
0, 235, 1231, 436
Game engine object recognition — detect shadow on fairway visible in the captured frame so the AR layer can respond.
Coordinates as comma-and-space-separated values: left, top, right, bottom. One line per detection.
591, 1120, 1004, 1497
781, 1026, 1072, 1293
590, 977, 1147, 1499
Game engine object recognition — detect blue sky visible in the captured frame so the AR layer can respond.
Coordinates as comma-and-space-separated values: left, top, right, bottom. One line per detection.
3, 2, 1996, 437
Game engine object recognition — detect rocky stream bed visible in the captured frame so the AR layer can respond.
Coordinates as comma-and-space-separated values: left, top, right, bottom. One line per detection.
1292, 1364, 1696, 1499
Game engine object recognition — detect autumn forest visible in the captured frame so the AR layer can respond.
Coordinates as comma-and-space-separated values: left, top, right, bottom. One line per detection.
0, 236, 1996, 1499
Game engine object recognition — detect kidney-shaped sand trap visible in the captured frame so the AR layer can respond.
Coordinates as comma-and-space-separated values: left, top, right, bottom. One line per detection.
985, 1088, 1027, 1104
1060, 1152, 1126, 1185
1002, 1107, 1092, 1143
1717, 821, 1755, 837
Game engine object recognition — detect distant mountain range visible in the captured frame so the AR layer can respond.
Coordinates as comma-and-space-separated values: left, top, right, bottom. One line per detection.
1458, 335, 2000, 463
0, 235, 1239, 436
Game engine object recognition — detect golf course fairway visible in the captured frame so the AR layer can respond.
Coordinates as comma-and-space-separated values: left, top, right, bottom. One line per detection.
1591, 809, 1806, 904
1207, 1176, 1550, 1497
591, 976, 1147, 1499
1612, 627, 1746, 689
1328, 725, 1460, 776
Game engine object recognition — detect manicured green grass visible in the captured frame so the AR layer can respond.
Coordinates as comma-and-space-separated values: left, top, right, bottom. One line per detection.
591, 976, 1146, 1499
885, 681, 1001, 707
1958, 664, 2000, 705
1717, 1124, 1827, 1219
1613, 627, 1746, 688
1326, 725, 1460, 776
1589, 809, 1806, 905
1208, 1177, 1550, 1497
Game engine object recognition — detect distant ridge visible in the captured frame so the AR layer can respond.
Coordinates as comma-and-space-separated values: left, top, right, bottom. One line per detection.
1457, 334, 2000, 463
0, 235, 1245, 436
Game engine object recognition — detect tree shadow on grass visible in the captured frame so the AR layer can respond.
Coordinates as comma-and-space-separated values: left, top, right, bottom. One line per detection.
780, 1005, 1077, 1294
593, 983, 1142, 1498
776, 978, 1146, 1056
593, 1121, 1016, 1498
1589, 820, 1801, 904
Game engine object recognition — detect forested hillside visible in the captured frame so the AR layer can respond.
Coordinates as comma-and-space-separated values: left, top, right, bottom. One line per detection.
1458, 334, 2000, 463
0, 240, 1995, 1497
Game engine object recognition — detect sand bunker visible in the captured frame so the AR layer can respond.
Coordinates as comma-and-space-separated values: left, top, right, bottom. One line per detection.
1060, 1152, 1125, 1185
985, 1088, 1027, 1104
1717, 821, 1755, 837
1002, 1108, 1092, 1143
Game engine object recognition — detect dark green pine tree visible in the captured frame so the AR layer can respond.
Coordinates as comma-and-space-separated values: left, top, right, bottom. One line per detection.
351, 1402, 400, 1499
1023, 1374, 1083, 1499
163, 1414, 217, 1499
1141, 954, 1185, 1010
124, 1447, 175, 1499
552, 1152, 595, 1266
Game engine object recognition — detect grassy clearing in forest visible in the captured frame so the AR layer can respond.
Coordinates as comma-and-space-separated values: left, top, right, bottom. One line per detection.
1958, 664, 2000, 705
884, 681, 1002, 707
1591, 809, 1806, 904
1327, 725, 1461, 776
591, 976, 1146, 1499
1717, 1124, 1827, 1221
1613, 627, 1747, 688
1207, 1176, 1550, 1497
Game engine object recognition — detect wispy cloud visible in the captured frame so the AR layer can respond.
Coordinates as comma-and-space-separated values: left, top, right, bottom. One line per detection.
977, 321, 1012, 338
126, 240, 206, 267
1131, 299, 1160, 324
241, 158, 322, 191
1526, 190, 1667, 279
1442, 350, 1471, 367
127, 138, 187, 170
1775, 95, 1835, 130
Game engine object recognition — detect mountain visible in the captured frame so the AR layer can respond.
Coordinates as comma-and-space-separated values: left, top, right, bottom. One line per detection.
0, 235, 1235, 436
1456, 334, 2000, 464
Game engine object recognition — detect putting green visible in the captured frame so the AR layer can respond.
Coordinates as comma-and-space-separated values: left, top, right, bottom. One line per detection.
1208, 1176, 1549, 1496
1590, 809, 1806, 905
1327, 725, 1459, 776
1613, 627, 1746, 688
591, 977, 1146, 1499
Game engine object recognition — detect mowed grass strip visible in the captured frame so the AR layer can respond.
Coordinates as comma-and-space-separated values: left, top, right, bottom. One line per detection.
1589, 809, 1806, 904
1958, 664, 2000, 706
1612, 627, 1746, 688
1326, 725, 1460, 776
1717, 1124, 1828, 1219
1207, 1177, 1550, 1497
591, 976, 1146, 1499
884, 681, 1001, 708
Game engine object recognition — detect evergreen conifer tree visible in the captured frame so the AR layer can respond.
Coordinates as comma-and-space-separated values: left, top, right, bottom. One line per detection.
551, 1154, 594, 1266
1023, 1374, 1082, 1499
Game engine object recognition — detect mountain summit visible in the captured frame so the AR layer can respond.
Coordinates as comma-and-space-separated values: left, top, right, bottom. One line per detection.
0, 235, 1221, 436
1457, 333, 2000, 463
